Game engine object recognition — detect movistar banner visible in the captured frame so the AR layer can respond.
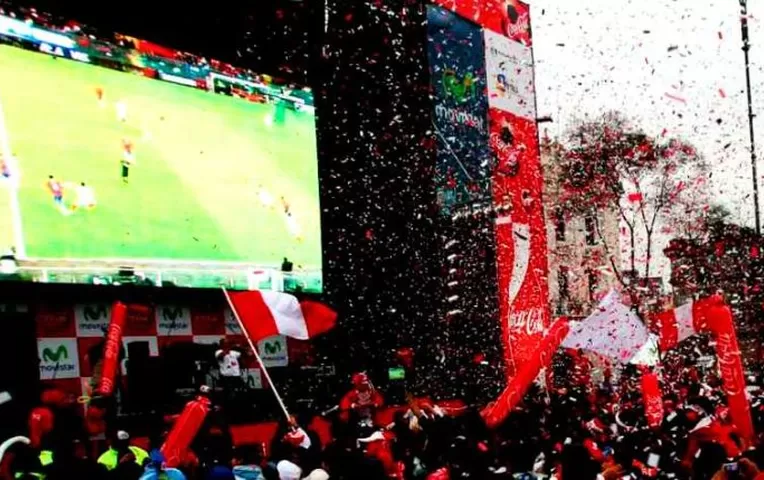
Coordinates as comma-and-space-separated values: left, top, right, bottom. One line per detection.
427, 5, 492, 214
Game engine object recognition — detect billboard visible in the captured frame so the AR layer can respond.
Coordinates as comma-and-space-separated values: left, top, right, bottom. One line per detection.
484, 8, 549, 378
432, 0, 532, 46
428, 1, 548, 377
0, 16, 321, 290
427, 5, 492, 214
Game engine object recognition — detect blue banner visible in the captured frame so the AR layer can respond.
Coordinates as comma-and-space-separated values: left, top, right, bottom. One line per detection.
427, 5, 492, 215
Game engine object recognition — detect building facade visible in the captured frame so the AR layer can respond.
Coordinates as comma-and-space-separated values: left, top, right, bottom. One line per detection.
541, 136, 622, 318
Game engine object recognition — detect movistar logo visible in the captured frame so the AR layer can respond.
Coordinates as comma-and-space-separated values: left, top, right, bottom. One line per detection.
83, 304, 108, 321
442, 69, 476, 103
161, 306, 183, 322
263, 341, 281, 355
42, 345, 68, 362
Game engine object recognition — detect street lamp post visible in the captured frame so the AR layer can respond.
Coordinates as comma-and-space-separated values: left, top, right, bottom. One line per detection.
740, 0, 761, 235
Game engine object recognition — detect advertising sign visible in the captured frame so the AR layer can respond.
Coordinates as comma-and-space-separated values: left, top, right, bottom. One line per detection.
75, 304, 111, 337
257, 335, 289, 368
484, 30, 536, 119
490, 109, 549, 378
155, 305, 193, 336
36, 305, 75, 338
431, 0, 532, 46
427, 5, 492, 214
38, 338, 80, 380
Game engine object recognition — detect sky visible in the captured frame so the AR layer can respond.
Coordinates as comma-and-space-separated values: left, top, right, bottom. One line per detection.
529, 0, 764, 279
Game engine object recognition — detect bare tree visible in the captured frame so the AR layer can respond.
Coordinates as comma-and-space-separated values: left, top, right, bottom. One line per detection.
555, 112, 709, 302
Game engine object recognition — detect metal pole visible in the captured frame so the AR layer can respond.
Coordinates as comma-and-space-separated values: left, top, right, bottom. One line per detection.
221, 287, 292, 422
741, 0, 761, 235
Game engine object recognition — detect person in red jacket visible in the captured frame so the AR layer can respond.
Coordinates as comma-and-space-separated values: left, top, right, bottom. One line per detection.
339, 373, 384, 425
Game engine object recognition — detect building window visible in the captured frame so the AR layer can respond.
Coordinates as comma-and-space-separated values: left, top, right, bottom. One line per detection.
587, 268, 599, 301
584, 211, 597, 246
554, 208, 566, 242
558, 266, 569, 302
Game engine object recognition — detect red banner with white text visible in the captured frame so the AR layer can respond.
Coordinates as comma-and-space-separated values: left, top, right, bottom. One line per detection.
432, 0, 532, 46
490, 109, 549, 378
484, 13, 547, 377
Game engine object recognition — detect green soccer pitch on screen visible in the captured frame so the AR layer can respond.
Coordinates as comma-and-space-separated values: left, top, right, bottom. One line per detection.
0, 38, 322, 291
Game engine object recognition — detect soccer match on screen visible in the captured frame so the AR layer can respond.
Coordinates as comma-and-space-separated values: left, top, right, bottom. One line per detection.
0, 15, 322, 289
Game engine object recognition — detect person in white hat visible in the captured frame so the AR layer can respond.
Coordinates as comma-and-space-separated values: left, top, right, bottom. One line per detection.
276, 459, 302, 480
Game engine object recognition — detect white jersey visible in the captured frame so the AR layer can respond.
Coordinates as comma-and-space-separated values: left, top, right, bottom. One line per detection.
216, 349, 241, 377
116, 101, 128, 122
285, 213, 301, 238
258, 188, 274, 208
76, 185, 96, 207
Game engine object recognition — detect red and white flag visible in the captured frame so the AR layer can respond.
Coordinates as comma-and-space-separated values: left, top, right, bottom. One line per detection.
651, 296, 719, 351
227, 290, 337, 342
561, 290, 650, 363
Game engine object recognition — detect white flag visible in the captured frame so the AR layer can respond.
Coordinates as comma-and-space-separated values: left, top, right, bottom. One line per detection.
562, 290, 650, 363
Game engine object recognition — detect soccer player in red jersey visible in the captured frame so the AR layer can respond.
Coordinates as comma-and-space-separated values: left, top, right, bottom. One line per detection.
95, 86, 105, 108
47, 175, 63, 207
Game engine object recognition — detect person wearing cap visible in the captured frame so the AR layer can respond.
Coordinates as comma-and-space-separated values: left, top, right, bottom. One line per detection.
276, 460, 301, 480
139, 450, 186, 480
339, 372, 384, 424
97, 430, 149, 471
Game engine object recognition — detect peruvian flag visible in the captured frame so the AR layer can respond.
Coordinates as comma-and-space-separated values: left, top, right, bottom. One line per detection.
227, 290, 337, 342
651, 296, 718, 351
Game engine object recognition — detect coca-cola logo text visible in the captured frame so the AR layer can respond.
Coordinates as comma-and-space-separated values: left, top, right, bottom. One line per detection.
716, 332, 744, 397
509, 307, 545, 335
506, 13, 529, 40
103, 324, 122, 361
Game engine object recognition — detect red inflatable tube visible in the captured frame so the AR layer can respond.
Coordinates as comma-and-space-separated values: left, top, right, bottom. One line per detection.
161, 396, 211, 468
482, 318, 569, 429
96, 302, 127, 397
707, 305, 755, 443
640, 370, 663, 429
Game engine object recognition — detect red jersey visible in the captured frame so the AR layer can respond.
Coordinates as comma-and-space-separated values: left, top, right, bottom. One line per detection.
47, 179, 62, 196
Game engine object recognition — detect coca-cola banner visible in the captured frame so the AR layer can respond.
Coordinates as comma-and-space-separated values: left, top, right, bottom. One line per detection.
706, 305, 755, 442
432, 0, 532, 46
427, 5, 492, 214
34, 302, 291, 400
490, 108, 550, 377
484, 29, 536, 120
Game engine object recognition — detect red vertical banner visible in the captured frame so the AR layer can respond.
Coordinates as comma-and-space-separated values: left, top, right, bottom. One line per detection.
485, 12, 548, 377
490, 110, 549, 377
709, 306, 755, 443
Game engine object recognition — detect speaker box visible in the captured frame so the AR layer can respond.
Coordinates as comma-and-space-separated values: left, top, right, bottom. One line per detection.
125, 341, 154, 414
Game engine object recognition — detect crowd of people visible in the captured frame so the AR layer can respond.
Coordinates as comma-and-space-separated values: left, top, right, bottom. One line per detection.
1, 350, 763, 480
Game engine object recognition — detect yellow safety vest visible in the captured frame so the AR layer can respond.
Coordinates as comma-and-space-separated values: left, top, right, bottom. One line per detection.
97, 445, 149, 470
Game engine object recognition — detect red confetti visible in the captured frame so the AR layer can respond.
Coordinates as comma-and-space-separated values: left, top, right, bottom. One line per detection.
719, 88, 726, 98
718, 31, 723, 40
665, 93, 687, 104
344, 13, 353, 22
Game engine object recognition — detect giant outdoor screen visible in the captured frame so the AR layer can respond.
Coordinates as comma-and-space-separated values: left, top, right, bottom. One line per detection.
0, 14, 322, 290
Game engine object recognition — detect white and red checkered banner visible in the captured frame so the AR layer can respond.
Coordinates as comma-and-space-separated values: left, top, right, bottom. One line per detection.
34, 302, 289, 400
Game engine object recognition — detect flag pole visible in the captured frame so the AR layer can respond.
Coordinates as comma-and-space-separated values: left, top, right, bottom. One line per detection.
221, 287, 292, 422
